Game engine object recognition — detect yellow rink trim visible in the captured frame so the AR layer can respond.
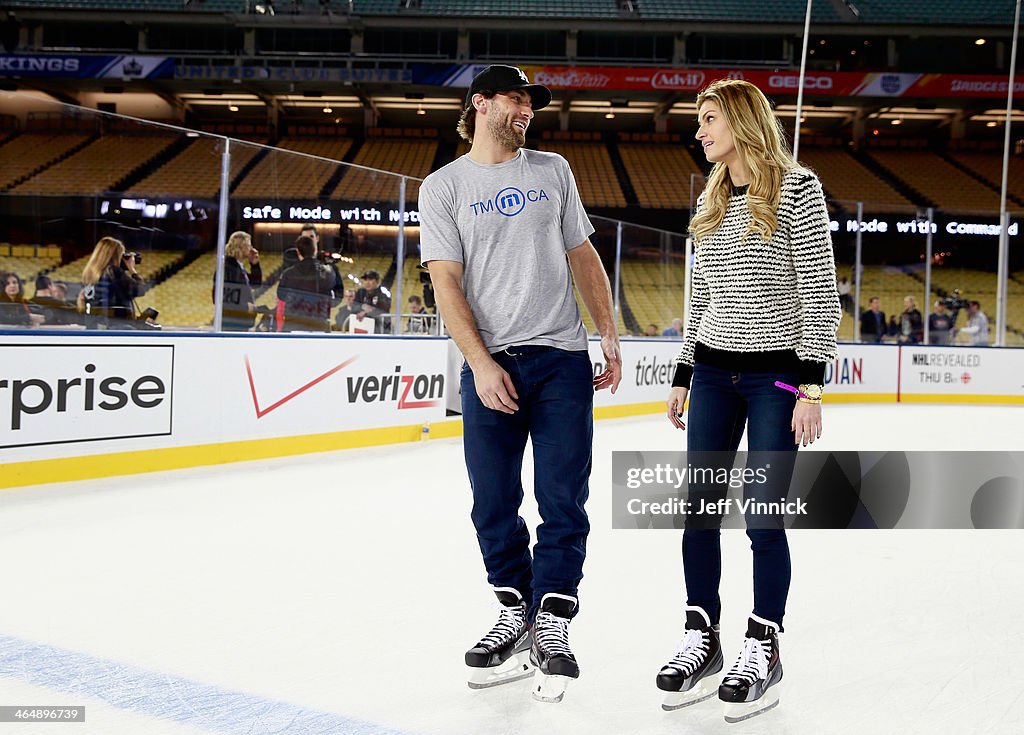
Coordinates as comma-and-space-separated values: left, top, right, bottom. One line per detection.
3, 395, 1019, 490
900, 393, 1024, 405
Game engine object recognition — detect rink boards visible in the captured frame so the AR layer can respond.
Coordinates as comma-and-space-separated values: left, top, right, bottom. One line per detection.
0, 332, 1021, 488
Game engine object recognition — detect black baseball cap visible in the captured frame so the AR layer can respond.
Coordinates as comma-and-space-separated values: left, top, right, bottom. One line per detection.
465, 65, 552, 111
360, 269, 380, 280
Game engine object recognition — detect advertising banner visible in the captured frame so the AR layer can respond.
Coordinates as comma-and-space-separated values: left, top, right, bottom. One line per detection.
414, 63, 1024, 99
0, 334, 448, 465
826, 343, 899, 398
0, 54, 173, 79
899, 345, 1024, 400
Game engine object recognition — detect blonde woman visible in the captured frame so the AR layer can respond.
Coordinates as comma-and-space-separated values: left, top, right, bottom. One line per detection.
216, 230, 262, 331
79, 236, 146, 327
657, 79, 840, 722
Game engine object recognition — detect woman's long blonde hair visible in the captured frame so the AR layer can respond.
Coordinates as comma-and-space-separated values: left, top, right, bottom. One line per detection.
82, 236, 125, 286
689, 79, 796, 243
79, 236, 124, 310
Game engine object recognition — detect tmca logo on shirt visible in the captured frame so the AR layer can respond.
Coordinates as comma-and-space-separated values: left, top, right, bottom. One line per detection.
469, 186, 550, 217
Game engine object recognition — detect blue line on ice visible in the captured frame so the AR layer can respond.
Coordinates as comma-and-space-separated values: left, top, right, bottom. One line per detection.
0, 632, 415, 735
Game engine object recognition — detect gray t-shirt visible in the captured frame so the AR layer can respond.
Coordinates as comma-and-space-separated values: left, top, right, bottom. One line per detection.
418, 148, 594, 353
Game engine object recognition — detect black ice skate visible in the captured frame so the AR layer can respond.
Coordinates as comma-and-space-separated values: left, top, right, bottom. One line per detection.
657, 606, 724, 711
465, 587, 533, 689
529, 593, 579, 703
719, 615, 783, 723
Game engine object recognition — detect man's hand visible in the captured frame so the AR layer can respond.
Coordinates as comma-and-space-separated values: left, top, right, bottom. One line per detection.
666, 387, 688, 430
248, 247, 260, 265
471, 358, 519, 414
594, 334, 622, 393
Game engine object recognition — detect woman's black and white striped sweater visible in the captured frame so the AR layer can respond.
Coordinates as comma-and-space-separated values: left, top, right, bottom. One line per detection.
673, 167, 841, 389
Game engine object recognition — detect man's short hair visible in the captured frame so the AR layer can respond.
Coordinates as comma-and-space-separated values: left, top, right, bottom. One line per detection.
35, 274, 53, 291
969, 300, 981, 309
295, 235, 316, 260
300, 223, 318, 236
869, 296, 880, 303
408, 294, 422, 304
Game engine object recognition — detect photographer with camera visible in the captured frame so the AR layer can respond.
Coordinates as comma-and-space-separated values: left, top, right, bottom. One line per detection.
275, 234, 335, 332
215, 230, 262, 332
956, 300, 990, 346
78, 236, 149, 329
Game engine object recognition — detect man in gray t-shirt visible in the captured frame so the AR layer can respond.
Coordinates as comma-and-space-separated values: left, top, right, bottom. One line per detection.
419, 65, 621, 701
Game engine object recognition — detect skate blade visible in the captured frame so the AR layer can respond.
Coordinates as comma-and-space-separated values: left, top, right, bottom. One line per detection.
723, 690, 780, 723
467, 650, 534, 690
532, 670, 571, 703
661, 677, 718, 711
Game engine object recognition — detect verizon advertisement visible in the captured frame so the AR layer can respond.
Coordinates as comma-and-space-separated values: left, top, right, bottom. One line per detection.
900, 346, 1024, 398
0, 343, 174, 450
0, 335, 448, 464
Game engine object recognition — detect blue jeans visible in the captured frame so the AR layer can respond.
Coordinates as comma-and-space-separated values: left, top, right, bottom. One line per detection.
683, 363, 798, 630
461, 347, 593, 622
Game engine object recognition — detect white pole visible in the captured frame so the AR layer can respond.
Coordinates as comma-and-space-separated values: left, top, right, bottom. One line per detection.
212, 138, 231, 333
997, 0, 1022, 347
793, 0, 813, 161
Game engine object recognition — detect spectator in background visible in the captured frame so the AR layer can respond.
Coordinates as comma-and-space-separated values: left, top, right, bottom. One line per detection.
0, 271, 42, 327
644, 323, 659, 337
334, 288, 362, 331
898, 295, 923, 344
837, 276, 853, 315
662, 317, 683, 337
78, 236, 146, 328
927, 300, 953, 345
276, 235, 335, 332
282, 223, 318, 269
885, 314, 901, 340
29, 274, 75, 325
216, 230, 262, 331
355, 269, 392, 332
956, 300, 990, 346
406, 294, 432, 335
859, 296, 885, 343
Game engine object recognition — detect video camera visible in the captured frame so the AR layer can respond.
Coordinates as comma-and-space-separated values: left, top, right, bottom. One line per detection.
940, 288, 969, 325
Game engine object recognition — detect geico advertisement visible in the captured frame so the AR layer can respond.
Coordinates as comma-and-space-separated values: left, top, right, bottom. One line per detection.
0, 343, 173, 449
900, 346, 1024, 396
825, 344, 899, 395
590, 339, 684, 406
236, 339, 448, 429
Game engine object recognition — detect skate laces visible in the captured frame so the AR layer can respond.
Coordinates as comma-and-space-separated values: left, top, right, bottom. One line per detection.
534, 611, 573, 659
664, 628, 709, 675
725, 635, 771, 685
476, 604, 526, 650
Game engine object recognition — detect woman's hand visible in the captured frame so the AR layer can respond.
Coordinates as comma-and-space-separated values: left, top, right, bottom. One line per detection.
666, 387, 689, 430
791, 401, 822, 447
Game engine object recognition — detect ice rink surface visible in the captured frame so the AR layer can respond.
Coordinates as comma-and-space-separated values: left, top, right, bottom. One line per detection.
2, 403, 1023, 735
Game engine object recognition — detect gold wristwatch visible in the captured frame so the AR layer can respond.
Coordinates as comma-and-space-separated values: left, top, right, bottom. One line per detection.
798, 383, 823, 402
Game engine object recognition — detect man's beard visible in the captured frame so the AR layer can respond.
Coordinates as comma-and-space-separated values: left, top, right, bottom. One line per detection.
488, 113, 525, 151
